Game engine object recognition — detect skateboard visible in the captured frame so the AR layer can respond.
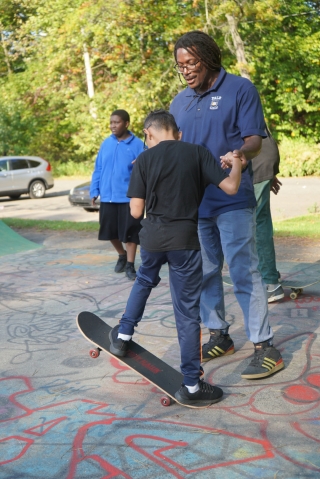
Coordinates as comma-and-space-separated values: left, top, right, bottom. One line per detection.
280, 279, 320, 300
223, 275, 320, 300
77, 311, 210, 408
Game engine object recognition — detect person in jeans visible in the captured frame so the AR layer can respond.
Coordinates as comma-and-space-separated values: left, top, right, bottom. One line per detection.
170, 30, 284, 379
109, 109, 242, 406
90, 109, 144, 280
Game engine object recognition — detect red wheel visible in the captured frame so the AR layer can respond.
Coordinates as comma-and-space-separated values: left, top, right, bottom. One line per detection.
160, 396, 173, 407
89, 348, 100, 358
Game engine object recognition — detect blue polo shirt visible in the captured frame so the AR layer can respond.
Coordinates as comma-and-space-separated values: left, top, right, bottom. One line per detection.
170, 68, 266, 217
90, 132, 144, 203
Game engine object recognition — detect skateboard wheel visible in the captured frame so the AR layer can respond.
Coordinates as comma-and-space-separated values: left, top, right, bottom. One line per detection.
89, 348, 100, 358
160, 396, 173, 407
290, 292, 298, 300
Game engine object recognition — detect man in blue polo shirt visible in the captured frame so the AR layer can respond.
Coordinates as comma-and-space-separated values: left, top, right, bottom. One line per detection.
170, 30, 284, 380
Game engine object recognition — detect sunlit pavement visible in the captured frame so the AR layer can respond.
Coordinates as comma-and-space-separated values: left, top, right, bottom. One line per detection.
1, 229, 320, 478
0, 176, 319, 222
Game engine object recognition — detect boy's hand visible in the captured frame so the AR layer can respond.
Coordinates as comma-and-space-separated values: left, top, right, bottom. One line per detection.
91, 197, 98, 206
220, 150, 248, 171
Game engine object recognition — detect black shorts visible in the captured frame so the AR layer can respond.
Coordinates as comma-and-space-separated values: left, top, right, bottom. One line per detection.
98, 202, 142, 244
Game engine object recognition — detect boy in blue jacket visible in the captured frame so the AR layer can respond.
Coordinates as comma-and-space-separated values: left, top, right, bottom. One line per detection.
90, 110, 144, 280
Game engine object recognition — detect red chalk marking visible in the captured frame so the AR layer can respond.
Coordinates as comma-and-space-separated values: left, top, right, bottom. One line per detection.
0, 436, 33, 465
283, 385, 320, 403
24, 417, 68, 436
306, 373, 320, 388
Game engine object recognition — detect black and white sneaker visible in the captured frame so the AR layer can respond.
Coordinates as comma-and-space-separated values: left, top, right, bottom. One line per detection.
175, 381, 223, 407
109, 324, 131, 357
267, 283, 284, 303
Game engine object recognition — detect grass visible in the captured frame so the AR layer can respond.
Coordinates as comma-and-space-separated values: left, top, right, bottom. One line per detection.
273, 214, 320, 238
2, 218, 99, 232
3, 214, 320, 239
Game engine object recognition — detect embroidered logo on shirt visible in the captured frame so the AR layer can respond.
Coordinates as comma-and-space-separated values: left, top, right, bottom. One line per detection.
210, 96, 222, 110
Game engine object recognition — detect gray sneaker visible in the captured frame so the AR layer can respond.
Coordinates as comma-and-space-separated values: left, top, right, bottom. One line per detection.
241, 341, 285, 379
267, 283, 284, 303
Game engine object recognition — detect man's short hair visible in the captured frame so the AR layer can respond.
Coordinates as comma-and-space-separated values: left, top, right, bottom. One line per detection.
111, 109, 130, 123
144, 109, 179, 134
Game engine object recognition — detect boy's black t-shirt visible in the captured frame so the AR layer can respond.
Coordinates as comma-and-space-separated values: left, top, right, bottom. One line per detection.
127, 140, 228, 252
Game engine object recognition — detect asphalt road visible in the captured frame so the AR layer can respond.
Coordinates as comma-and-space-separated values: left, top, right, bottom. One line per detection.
0, 176, 319, 222
0, 178, 97, 222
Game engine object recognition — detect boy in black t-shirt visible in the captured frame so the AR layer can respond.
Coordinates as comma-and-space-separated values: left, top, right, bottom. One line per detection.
109, 110, 241, 406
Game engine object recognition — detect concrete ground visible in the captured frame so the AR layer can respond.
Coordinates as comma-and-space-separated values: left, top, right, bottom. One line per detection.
1, 226, 320, 478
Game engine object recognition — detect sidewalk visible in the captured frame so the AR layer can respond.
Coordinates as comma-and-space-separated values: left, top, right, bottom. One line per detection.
0, 229, 319, 478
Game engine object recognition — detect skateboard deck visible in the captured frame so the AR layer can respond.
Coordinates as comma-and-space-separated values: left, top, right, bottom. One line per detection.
280, 279, 320, 299
223, 275, 320, 300
77, 311, 210, 408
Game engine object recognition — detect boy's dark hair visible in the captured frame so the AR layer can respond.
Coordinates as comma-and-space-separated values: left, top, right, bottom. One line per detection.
144, 109, 179, 133
111, 109, 130, 123
174, 30, 221, 73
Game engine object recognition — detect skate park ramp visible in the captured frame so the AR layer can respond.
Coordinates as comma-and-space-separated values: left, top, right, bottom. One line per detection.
0, 220, 41, 256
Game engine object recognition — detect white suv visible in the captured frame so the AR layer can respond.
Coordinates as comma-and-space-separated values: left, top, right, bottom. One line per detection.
0, 156, 54, 199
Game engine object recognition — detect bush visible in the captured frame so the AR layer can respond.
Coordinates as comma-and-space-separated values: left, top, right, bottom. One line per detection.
279, 138, 320, 177
51, 160, 94, 178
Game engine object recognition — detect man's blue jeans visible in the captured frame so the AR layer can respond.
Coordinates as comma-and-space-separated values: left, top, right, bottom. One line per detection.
119, 248, 203, 386
198, 208, 273, 344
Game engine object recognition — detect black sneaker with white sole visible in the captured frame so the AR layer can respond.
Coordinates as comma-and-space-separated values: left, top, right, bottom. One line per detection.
241, 340, 285, 379
109, 324, 131, 357
175, 381, 223, 406
267, 283, 284, 303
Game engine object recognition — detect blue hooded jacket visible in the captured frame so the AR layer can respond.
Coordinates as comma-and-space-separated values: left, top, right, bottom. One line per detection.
90, 132, 144, 203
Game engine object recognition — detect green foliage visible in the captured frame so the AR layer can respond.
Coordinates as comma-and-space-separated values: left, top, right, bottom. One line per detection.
205, 0, 320, 141
51, 158, 93, 177
0, 0, 320, 173
278, 138, 320, 177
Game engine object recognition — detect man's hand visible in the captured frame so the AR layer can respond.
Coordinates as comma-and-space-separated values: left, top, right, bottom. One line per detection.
220, 150, 248, 171
91, 196, 98, 207
270, 176, 282, 195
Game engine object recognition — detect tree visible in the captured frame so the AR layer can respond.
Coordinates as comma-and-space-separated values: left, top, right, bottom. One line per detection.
204, 0, 320, 140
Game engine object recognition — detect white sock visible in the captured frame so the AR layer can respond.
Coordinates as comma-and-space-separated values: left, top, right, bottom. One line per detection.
186, 383, 200, 393
118, 333, 132, 341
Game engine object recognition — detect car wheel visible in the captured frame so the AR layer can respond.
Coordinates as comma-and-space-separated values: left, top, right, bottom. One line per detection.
9, 194, 21, 200
29, 180, 46, 199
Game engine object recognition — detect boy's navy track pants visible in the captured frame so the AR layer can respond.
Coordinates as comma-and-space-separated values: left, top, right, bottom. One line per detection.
119, 247, 203, 386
